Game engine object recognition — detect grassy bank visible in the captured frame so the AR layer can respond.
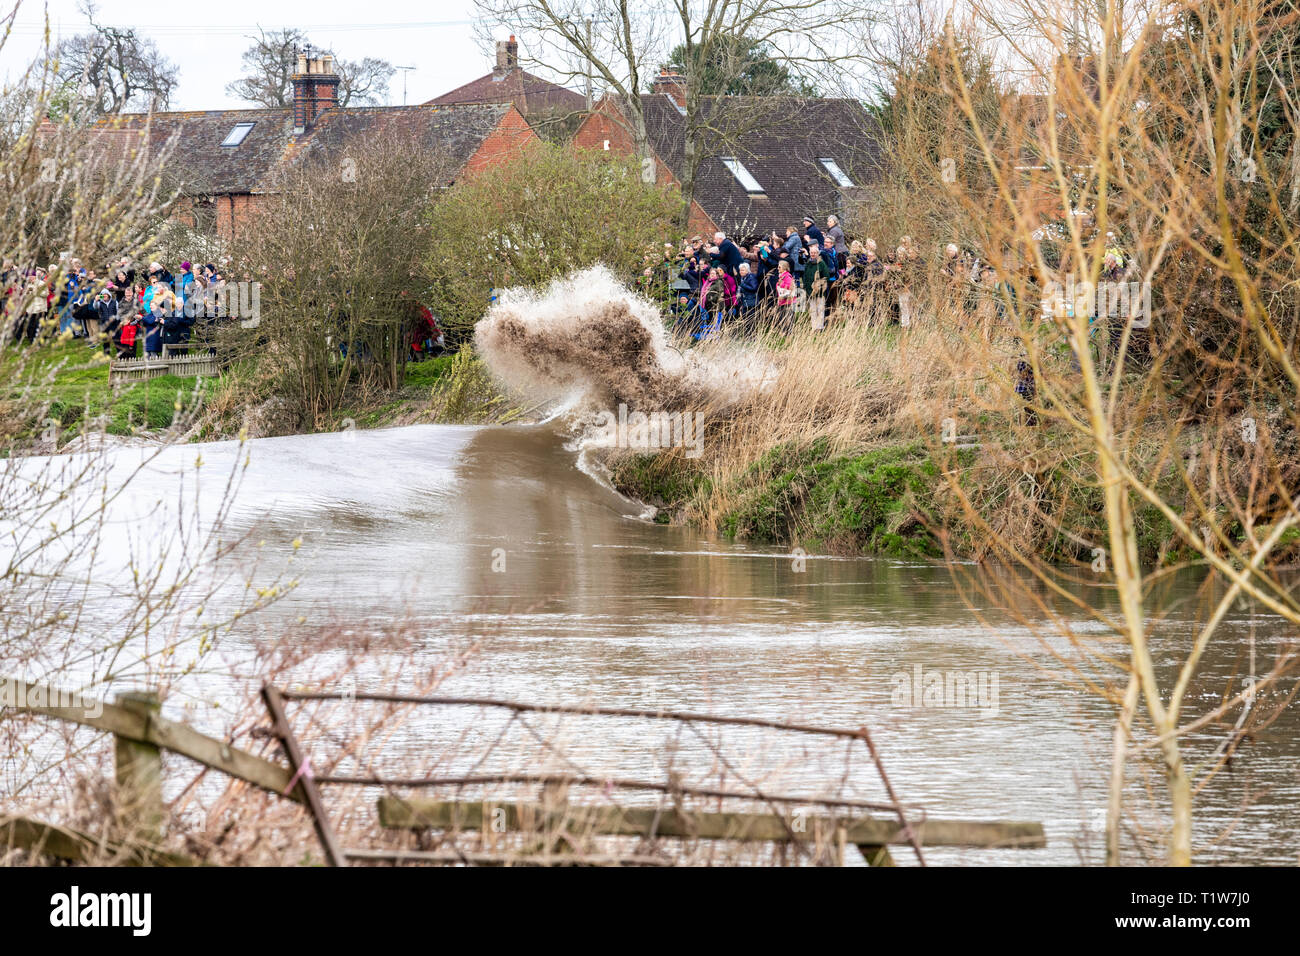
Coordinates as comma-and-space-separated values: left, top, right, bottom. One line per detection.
2, 340, 517, 451
603, 309, 1300, 569
0, 339, 209, 450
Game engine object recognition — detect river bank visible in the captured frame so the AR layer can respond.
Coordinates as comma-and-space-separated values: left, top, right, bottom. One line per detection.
0, 339, 520, 452
8, 328, 1297, 570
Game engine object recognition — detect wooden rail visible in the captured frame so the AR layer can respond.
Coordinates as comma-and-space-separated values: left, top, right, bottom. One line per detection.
15, 679, 301, 803
8, 678, 1049, 867
377, 796, 1047, 864
0, 815, 199, 867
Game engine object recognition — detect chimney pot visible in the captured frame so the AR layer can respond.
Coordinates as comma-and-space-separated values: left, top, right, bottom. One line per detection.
495, 36, 519, 75
652, 71, 686, 109
292, 51, 339, 134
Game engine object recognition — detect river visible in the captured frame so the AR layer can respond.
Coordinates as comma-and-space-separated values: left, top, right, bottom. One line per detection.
18, 423, 1300, 865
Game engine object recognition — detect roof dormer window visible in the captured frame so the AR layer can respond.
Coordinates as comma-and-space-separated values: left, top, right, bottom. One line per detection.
221, 122, 255, 147
721, 156, 764, 194
819, 157, 855, 187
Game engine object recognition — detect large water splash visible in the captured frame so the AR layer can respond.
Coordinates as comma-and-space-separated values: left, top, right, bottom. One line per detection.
475, 265, 772, 418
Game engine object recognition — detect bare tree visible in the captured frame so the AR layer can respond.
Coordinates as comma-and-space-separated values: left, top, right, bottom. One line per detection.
476, 0, 872, 227
225, 28, 307, 108
226, 28, 396, 108
887, 0, 1300, 866
48, 2, 178, 115
334, 56, 397, 107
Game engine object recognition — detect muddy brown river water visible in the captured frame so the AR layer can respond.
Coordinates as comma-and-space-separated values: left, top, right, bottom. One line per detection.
25, 423, 1300, 865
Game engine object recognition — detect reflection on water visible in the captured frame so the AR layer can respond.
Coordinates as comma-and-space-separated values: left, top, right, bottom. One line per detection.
48, 424, 1300, 864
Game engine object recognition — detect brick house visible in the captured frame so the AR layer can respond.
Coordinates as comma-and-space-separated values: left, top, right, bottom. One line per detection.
573, 73, 882, 239
81, 53, 540, 240
428, 36, 587, 116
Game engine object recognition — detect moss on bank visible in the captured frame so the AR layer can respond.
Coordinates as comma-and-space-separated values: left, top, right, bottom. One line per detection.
606, 430, 1284, 568
611, 439, 943, 557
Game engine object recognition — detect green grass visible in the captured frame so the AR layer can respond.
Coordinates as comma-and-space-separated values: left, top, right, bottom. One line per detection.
717, 439, 941, 557
3, 339, 204, 445
402, 353, 457, 390
609, 454, 714, 524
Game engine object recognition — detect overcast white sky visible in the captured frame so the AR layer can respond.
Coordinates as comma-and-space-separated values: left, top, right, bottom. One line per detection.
0, 0, 538, 109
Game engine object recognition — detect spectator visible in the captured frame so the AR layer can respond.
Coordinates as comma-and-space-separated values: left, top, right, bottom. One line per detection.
91, 287, 118, 350
802, 244, 832, 331
710, 231, 744, 277
22, 268, 50, 342
821, 235, 839, 275
775, 260, 798, 331
113, 308, 139, 359
57, 262, 86, 335
826, 215, 848, 256
755, 239, 778, 293
781, 226, 804, 278
141, 286, 173, 356
176, 261, 196, 312
803, 216, 824, 249
737, 261, 759, 331
700, 265, 736, 317
70, 268, 98, 337
821, 235, 841, 311
680, 253, 706, 295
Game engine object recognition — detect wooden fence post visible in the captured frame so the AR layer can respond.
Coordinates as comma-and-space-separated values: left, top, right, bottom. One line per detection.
114, 691, 164, 843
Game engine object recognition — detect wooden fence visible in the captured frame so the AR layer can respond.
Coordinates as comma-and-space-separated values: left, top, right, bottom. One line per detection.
109, 351, 219, 384
3, 677, 1047, 867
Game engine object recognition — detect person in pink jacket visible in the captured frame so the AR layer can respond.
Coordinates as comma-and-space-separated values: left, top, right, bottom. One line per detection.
699, 266, 737, 335
775, 260, 798, 333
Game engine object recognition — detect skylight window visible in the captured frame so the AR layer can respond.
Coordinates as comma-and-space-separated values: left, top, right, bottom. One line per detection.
721, 157, 764, 194
221, 122, 255, 147
819, 157, 855, 187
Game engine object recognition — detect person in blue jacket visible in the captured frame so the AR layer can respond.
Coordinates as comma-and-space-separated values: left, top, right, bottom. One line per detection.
737, 261, 759, 308
141, 286, 172, 355
58, 264, 87, 334
781, 226, 804, 279
164, 266, 195, 350
737, 261, 760, 336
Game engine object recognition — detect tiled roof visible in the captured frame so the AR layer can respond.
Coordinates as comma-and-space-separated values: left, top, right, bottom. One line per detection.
94, 103, 519, 195
286, 104, 517, 181
428, 68, 586, 115
637, 94, 882, 237
94, 108, 294, 194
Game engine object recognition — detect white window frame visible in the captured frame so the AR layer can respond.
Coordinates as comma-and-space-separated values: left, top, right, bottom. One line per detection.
720, 156, 764, 194
819, 157, 855, 187
221, 122, 255, 147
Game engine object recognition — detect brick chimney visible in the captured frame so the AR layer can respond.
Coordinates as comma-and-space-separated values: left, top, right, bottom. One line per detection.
494, 36, 519, 77
652, 70, 686, 108
291, 51, 340, 134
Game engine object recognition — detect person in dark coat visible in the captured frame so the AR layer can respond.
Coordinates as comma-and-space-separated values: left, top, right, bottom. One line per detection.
736, 262, 760, 336
803, 216, 824, 249
711, 231, 744, 276
679, 253, 707, 295
93, 289, 119, 353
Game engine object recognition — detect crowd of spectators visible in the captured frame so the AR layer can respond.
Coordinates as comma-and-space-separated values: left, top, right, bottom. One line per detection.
638, 219, 1134, 351
639, 216, 942, 337
1, 256, 229, 359
1, 256, 448, 363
